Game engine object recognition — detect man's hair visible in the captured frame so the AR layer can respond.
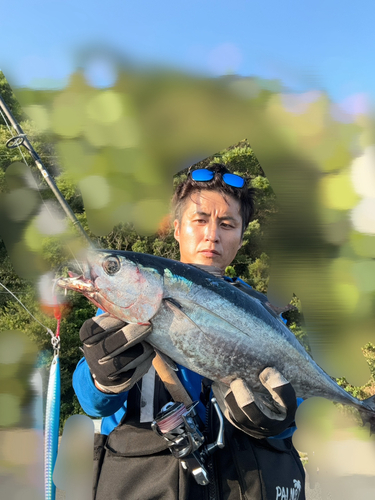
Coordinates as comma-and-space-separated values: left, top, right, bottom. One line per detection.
172, 163, 255, 235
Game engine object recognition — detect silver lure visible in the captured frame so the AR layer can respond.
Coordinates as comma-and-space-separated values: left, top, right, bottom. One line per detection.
44, 354, 61, 500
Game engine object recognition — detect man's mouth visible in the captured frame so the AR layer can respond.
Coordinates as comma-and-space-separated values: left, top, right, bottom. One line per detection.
199, 249, 220, 257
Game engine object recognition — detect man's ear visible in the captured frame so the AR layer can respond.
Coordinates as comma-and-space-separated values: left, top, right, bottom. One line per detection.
173, 219, 180, 243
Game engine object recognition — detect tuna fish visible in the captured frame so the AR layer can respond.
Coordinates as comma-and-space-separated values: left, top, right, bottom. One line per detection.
57, 249, 375, 432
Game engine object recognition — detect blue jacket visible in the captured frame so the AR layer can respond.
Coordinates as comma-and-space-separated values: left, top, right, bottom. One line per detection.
73, 356, 301, 438
73, 352, 206, 435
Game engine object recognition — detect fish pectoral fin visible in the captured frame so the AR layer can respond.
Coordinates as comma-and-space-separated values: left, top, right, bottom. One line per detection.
163, 297, 205, 330
164, 297, 254, 341
164, 297, 183, 309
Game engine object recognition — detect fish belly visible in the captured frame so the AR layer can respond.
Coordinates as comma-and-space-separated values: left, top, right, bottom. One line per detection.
149, 296, 360, 409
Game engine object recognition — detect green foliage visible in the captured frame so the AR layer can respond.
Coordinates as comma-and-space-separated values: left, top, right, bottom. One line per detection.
0, 169, 5, 192
247, 252, 270, 294
152, 234, 179, 260
362, 342, 375, 381
298, 451, 308, 467
332, 345, 375, 425
0, 71, 23, 122
334, 377, 369, 426
288, 323, 311, 354
0, 241, 28, 308
224, 266, 236, 278
40, 237, 72, 268
251, 175, 272, 192
336, 377, 368, 400
55, 174, 84, 213
281, 294, 311, 353
211, 140, 265, 177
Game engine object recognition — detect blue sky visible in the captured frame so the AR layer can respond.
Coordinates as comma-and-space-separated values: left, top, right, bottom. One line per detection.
0, 1, 374, 103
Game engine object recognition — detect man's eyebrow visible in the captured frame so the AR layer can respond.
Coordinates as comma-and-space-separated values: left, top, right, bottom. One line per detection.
193, 211, 240, 222
193, 211, 210, 217
218, 216, 240, 223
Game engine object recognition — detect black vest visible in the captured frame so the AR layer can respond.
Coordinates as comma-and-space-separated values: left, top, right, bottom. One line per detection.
92, 372, 305, 500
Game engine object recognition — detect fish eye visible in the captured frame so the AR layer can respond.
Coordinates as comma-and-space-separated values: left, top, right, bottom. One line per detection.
102, 256, 121, 275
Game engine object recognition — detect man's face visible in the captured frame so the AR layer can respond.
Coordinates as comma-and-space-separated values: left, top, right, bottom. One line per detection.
174, 189, 243, 271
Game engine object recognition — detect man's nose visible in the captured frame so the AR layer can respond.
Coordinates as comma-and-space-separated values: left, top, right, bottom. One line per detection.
204, 222, 219, 242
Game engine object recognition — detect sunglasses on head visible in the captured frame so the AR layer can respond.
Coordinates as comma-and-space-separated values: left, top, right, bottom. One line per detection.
190, 168, 246, 188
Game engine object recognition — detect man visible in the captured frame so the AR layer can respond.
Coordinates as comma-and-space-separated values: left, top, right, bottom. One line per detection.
73, 163, 305, 500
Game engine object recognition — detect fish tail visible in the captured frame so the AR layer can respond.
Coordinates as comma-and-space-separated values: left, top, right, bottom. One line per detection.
358, 395, 375, 435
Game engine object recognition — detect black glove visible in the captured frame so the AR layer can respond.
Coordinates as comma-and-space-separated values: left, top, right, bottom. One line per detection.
79, 313, 155, 393
212, 367, 297, 439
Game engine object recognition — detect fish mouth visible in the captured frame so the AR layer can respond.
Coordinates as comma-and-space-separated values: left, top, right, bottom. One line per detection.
56, 270, 137, 311
56, 272, 97, 294
56, 253, 99, 294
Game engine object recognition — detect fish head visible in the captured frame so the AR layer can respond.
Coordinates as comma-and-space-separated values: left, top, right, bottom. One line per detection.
57, 250, 164, 323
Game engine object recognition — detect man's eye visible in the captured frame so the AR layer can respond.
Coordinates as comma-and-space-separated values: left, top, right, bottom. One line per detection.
222, 222, 234, 228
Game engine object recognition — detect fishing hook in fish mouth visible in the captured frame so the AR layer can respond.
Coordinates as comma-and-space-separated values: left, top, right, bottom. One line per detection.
55, 274, 97, 294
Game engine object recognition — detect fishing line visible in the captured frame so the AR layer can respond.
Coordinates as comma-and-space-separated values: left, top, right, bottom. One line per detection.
0, 279, 55, 339
0, 273, 61, 500
0, 109, 86, 275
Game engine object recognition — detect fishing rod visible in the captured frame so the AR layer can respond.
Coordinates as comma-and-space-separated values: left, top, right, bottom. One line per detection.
0, 89, 89, 500
0, 93, 94, 248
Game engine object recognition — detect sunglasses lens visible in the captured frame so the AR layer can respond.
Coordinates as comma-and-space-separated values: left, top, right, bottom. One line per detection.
222, 173, 245, 188
190, 169, 245, 188
191, 169, 214, 182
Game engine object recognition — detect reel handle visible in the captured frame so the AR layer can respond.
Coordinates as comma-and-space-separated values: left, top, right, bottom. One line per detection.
205, 398, 225, 454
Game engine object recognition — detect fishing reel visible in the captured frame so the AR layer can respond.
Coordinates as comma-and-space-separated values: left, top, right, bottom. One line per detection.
151, 398, 225, 486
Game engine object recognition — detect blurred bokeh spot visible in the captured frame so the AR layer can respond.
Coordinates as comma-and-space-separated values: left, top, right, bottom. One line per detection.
53, 415, 94, 500
1, 54, 375, 496
0, 330, 37, 427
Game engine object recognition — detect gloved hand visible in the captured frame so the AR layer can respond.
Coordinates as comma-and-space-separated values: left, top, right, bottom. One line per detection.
79, 313, 155, 394
212, 367, 297, 439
